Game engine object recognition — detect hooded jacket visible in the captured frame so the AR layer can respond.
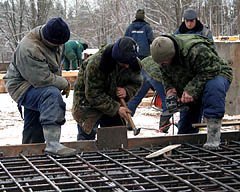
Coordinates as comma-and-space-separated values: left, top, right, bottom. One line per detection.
125, 19, 154, 58
160, 34, 232, 100
4, 26, 68, 102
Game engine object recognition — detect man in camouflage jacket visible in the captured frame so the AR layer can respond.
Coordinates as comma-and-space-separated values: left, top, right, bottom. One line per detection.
72, 37, 142, 140
151, 34, 232, 150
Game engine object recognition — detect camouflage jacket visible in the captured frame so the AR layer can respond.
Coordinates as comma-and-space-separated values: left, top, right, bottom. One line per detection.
3, 26, 67, 102
161, 34, 232, 100
72, 44, 142, 121
141, 56, 162, 82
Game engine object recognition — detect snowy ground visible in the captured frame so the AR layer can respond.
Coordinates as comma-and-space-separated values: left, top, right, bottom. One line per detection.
0, 91, 239, 146
0, 91, 179, 146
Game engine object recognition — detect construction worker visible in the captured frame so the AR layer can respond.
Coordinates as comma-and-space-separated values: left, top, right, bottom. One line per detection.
72, 37, 142, 140
62, 40, 88, 71
157, 8, 216, 134
4, 17, 76, 156
150, 34, 232, 150
174, 8, 213, 40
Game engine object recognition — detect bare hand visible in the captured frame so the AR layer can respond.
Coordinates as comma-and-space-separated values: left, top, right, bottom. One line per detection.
166, 88, 177, 97
181, 91, 193, 103
118, 106, 131, 119
116, 87, 127, 99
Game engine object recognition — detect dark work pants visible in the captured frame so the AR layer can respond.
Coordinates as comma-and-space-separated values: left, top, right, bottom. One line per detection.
178, 76, 230, 134
19, 86, 66, 144
127, 69, 167, 116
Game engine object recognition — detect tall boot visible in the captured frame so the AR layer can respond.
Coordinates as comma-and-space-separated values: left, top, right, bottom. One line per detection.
43, 126, 77, 157
203, 118, 221, 150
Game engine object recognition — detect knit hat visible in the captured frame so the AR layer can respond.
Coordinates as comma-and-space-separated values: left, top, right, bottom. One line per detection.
183, 8, 197, 20
135, 9, 145, 20
150, 36, 175, 64
112, 37, 139, 67
42, 17, 70, 45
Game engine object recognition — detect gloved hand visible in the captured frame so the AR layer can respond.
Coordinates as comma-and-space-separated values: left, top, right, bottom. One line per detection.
62, 81, 71, 98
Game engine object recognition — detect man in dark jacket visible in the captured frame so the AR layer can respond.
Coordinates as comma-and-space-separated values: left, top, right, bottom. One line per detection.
72, 37, 142, 140
151, 34, 232, 150
174, 8, 213, 40
125, 9, 154, 59
4, 17, 76, 157
125, 9, 165, 128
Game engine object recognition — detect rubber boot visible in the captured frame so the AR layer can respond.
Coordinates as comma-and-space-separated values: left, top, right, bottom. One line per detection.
203, 118, 221, 150
43, 126, 77, 157
159, 113, 172, 133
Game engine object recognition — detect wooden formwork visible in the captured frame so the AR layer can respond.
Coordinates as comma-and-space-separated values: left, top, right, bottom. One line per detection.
215, 41, 240, 115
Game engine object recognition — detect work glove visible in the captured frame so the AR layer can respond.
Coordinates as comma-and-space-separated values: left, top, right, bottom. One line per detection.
62, 80, 71, 98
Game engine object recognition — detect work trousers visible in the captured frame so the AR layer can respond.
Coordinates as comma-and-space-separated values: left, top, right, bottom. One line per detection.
127, 69, 167, 116
178, 76, 230, 134
18, 86, 66, 144
77, 114, 125, 140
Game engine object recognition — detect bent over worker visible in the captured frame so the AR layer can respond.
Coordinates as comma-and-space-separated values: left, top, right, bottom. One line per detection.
150, 34, 232, 150
4, 17, 76, 157
72, 37, 142, 140
62, 40, 88, 70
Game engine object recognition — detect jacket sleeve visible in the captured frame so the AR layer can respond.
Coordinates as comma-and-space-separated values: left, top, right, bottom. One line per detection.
146, 25, 154, 44
184, 44, 222, 99
124, 71, 142, 101
124, 26, 131, 37
76, 43, 84, 60
17, 47, 68, 90
84, 63, 120, 116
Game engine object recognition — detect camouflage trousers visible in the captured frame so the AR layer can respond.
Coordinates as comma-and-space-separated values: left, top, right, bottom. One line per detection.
72, 106, 102, 134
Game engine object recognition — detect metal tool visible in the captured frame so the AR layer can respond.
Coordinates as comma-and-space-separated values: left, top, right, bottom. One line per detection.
120, 98, 141, 136
163, 95, 189, 116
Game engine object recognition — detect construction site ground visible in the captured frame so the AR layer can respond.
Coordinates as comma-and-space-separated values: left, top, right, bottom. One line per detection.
0, 91, 239, 146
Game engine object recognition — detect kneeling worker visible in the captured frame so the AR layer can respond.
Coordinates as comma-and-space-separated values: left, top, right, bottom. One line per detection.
150, 34, 232, 150
72, 37, 142, 140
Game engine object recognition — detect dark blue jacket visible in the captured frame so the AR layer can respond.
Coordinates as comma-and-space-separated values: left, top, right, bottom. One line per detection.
125, 19, 154, 59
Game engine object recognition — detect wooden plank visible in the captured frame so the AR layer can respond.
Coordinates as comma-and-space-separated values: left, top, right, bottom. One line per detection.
192, 121, 240, 128
145, 144, 181, 159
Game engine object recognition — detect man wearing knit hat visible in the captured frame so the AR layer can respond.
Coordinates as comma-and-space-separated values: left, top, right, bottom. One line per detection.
4, 17, 77, 156
125, 9, 168, 131
72, 37, 142, 140
174, 8, 213, 40
150, 34, 232, 150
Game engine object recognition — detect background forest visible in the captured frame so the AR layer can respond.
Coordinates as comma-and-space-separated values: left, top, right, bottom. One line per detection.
0, 0, 239, 61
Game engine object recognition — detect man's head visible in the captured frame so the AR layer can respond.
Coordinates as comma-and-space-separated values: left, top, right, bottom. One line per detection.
112, 36, 139, 69
150, 36, 175, 66
135, 9, 145, 20
183, 8, 197, 30
42, 17, 70, 45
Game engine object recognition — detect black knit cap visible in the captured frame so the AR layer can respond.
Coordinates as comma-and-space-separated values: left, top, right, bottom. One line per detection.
112, 37, 139, 67
42, 17, 70, 45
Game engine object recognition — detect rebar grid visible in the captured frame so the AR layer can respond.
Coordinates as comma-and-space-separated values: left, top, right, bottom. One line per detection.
0, 141, 239, 192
